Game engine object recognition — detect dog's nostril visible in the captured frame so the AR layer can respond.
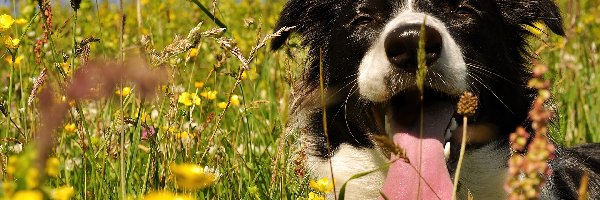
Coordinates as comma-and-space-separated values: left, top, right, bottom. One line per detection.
384, 24, 443, 69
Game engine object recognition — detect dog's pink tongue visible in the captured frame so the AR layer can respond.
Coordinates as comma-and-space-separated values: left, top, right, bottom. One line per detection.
380, 101, 454, 200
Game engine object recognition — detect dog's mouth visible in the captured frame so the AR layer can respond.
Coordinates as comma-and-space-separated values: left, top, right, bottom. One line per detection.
372, 88, 456, 199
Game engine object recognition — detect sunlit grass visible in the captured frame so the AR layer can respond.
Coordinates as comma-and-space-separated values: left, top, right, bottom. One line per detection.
0, 0, 597, 199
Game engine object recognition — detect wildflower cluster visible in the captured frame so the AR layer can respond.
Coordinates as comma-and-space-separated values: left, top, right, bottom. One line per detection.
178, 89, 242, 109
505, 63, 556, 200
178, 92, 201, 106
0, 1, 355, 199
0, 14, 20, 51
2, 151, 74, 200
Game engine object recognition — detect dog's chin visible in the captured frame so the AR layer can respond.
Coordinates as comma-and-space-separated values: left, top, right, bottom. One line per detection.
370, 87, 459, 199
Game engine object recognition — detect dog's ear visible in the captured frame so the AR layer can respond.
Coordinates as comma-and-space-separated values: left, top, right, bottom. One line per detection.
271, 0, 303, 50
500, 0, 565, 36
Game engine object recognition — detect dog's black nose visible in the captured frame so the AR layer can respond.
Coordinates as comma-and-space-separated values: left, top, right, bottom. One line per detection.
384, 24, 443, 69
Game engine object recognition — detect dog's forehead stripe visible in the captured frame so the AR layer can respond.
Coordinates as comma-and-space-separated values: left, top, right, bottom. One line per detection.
399, 0, 417, 14
406, 0, 414, 11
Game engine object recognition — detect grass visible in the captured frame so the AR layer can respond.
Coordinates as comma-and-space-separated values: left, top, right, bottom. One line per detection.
0, 0, 597, 199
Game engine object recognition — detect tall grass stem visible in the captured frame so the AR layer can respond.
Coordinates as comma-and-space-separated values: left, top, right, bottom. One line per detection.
451, 116, 468, 200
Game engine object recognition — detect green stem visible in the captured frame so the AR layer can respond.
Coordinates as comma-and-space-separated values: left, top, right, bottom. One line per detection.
72, 10, 77, 81
188, 0, 228, 31
451, 117, 468, 200
7, 50, 15, 138
119, 1, 126, 198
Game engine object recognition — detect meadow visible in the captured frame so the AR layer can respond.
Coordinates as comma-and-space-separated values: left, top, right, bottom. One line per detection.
0, 0, 597, 199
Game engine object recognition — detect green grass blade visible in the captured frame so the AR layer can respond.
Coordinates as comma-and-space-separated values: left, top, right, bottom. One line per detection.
188, 0, 228, 31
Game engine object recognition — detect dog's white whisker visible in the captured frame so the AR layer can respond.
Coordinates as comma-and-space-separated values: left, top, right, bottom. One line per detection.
469, 72, 515, 114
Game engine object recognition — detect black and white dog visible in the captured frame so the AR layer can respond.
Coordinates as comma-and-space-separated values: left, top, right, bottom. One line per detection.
271, 0, 599, 199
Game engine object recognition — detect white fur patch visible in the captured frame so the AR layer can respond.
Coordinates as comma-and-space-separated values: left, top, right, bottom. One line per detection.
307, 144, 388, 200
357, 8, 467, 102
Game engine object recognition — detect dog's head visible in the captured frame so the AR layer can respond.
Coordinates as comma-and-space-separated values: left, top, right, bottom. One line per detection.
273, 0, 563, 198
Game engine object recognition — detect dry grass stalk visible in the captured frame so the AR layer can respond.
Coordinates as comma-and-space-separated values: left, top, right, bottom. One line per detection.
578, 171, 590, 200
76, 36, 100, 65
146, 22, 225, 66
452, 92, 479, 200
70, 0, 82, 11
35, 0, 53, 65
28, 68, 48, 107
371, 135, 409, 163
200, 26, 296, 161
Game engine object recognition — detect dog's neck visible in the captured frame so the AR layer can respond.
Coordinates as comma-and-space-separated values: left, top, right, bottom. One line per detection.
452, 141, 511, 200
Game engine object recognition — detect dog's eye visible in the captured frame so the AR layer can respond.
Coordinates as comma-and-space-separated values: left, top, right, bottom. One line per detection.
351, 15, 374, 26
455, 5, 477, 16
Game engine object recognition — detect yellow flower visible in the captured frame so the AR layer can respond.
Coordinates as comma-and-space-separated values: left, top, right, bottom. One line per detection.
60, 95, 76, 107
12, 190, 43, 200
2, 181, 15, 196
200, 90, 217, 100
170, 163, 218, 190
6, 156, 17, 177
194, 81, 204, 89
52, 186, 75, 200
241, 71, 248, 80
115, 87, 132, 96
178, 92, 201, 107
188, 48, 199, 58
60, 62, 71, 77
4, 35, 20, 49
309, 178, 335, 193
143, 191, 195, 200
64, 123, 77, 133
308, 192, 325, 200
0, 14, 14, 31
46, 157, 61, 177
230, 95, 240, 106
217, 102, 227, 109
175, 131, 194, 139
25, 168, 39, 189
15, 18, 27, 25
161, 126, 177, 133
5, 55, 24, 66
137, 112, 151, 123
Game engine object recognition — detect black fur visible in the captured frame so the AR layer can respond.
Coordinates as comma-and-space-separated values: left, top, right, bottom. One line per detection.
272, 0, 599, 199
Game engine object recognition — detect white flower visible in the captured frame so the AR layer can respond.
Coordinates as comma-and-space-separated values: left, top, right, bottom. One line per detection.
9, 143, 22, 153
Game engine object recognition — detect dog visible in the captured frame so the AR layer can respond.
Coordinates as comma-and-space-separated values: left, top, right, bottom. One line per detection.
271, 0, 600, 199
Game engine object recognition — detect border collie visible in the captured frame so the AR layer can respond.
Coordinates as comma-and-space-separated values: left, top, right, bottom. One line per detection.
271, 0, 599, 199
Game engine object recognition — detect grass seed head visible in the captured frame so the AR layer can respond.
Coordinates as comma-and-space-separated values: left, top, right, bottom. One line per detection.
457, 92, 479, 117
371, 135, 409, 162
70, 0, 82, 11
